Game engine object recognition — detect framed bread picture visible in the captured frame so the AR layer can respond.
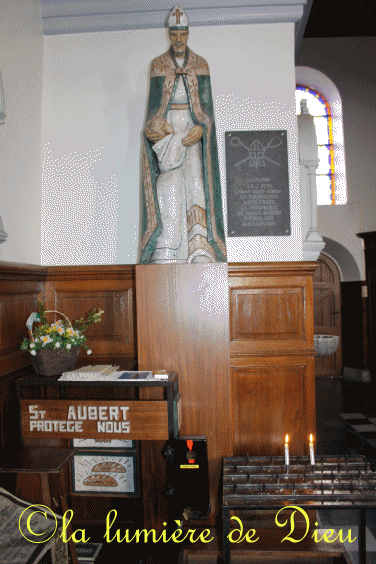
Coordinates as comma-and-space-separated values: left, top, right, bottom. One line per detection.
71, 450, 138, 496
71, 439, 136, 449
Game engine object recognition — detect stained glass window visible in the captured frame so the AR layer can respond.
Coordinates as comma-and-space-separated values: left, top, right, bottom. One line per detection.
296, 85, 336, 205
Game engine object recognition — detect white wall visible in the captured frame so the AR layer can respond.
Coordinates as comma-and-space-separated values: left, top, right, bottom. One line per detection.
41, 22, 302, 265
297, 37, 376, 280
0, 0, 44, 264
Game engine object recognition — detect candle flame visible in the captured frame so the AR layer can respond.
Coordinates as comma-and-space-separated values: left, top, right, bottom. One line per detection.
309, 434, 314, 443
285, 434, 289, 444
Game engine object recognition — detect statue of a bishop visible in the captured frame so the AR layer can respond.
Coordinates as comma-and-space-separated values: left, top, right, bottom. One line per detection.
139, 6, 227, 264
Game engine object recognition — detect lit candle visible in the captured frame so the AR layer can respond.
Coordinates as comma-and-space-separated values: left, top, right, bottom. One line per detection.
309, 434, 315, 465
284, 434, 289, 466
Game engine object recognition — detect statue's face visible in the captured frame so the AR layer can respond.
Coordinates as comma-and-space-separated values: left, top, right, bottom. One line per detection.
169, 29, 189, 57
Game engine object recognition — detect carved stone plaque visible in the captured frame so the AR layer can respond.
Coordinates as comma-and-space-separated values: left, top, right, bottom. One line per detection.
225, 130, 291, 237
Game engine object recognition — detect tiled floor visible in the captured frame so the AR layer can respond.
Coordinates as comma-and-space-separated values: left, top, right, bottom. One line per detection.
316, 377, 376, 564
84, 378, 376, 563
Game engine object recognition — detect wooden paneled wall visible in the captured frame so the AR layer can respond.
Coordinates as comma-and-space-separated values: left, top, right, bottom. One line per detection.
44, 265, 136, 361
0, 263, 139, 521
1, 261, 317, 523
0, 263, 137, 378
0, 263, 47, 455
229, 262, 317, 457
0, 263, 136, 452
0, 262, 47, 377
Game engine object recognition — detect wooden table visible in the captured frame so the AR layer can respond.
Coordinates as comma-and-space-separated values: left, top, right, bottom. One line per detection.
16, 371, 181, 529
0, 446, 78, 564
17, 371, 180, 441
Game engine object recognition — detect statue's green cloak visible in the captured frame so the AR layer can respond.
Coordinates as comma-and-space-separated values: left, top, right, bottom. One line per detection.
139, 47, 227, 264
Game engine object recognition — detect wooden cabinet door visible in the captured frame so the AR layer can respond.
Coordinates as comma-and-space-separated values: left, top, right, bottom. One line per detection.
232, 356, 315, 456
229, 262, 316, 455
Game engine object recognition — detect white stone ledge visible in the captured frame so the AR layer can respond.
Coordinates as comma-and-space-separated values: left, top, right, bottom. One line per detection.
41, 2, 306, 35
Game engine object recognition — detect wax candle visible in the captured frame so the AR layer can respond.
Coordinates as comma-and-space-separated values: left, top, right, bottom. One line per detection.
284, 434, 289, 466
309, 434, 315, 465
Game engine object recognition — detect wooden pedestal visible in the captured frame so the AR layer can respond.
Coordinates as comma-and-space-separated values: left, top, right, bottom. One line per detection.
136, 262, 317, 527
136, 263, 232, 527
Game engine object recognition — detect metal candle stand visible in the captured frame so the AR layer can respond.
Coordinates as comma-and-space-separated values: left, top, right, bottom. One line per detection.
222, 455, 376, 564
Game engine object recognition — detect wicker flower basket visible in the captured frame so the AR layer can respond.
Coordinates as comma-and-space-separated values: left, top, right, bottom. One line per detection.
31, 346, 80, 376
28, 310, 80, 376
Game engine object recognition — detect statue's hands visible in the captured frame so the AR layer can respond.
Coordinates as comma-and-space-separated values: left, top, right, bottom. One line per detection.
182, 125, 204, 147
145, 118, 174, 143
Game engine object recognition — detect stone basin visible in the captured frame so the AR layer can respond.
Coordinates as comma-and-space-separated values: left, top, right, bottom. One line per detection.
314, 334, 340, 357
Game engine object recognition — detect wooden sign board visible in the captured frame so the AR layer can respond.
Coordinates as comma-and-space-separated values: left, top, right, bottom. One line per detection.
21, 400, 169, 441
225, 130, 291, 237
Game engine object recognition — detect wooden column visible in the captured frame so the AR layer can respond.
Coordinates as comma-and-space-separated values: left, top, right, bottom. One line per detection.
357, 232, 376, 381
136, 263, 232, 526
229, 262, 317, 456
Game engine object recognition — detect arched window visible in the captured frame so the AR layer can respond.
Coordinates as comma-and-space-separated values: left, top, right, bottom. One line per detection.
296, 86, 335, 205
295, 67, 347, 205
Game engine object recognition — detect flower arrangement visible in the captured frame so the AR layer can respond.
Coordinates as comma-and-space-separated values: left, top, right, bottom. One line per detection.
21, 300, 104, 356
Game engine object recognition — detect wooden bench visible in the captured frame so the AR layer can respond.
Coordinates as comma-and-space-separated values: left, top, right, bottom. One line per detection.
0, 446, 78, 564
